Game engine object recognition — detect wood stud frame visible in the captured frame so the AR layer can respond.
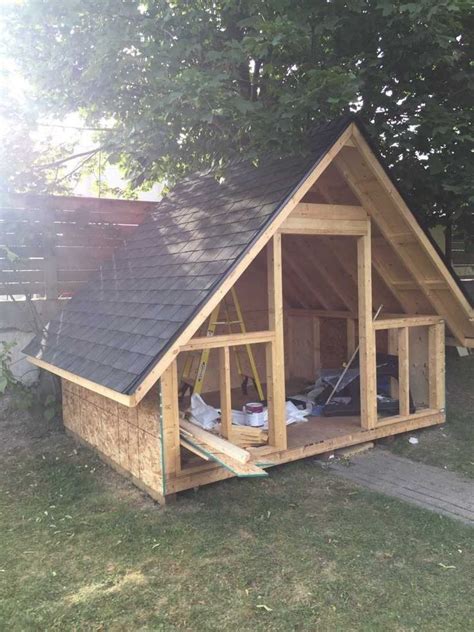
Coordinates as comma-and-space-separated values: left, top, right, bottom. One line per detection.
53, 126, 453, 502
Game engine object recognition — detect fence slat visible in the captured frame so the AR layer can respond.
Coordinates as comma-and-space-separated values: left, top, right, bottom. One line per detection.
0, 193, 151, 300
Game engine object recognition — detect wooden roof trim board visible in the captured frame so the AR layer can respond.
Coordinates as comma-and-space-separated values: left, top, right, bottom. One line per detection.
131, 124, 354, 405
28, 356, 135, 406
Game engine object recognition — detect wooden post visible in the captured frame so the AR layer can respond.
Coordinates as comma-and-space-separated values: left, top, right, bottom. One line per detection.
398, 327, 410, 416
312, 316, 321, 378
267, 234, 287, 449
429, 321, 445, 410
387, 329, 399, 399
357, 227, 377, 429
346, 318, 356, 360
42, 205, 59, 300
219, 346, 232, 439
160, 360, 181, 483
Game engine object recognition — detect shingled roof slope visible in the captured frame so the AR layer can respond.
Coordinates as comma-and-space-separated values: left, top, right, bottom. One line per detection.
24, 117, 352, 394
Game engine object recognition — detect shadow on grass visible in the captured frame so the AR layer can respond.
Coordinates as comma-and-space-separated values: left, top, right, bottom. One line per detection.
1, 441, 472, 631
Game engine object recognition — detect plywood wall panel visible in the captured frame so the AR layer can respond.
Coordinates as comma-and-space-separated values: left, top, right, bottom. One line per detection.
409, 327, 429, 408
138, 429, 162, 491
128, 420, 141, 479
320, 319, 347, 369
61, 378, 163, 497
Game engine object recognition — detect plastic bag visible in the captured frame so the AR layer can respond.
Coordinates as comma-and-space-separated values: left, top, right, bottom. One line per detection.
189, 394, 220, 430
285, 400, 310, 425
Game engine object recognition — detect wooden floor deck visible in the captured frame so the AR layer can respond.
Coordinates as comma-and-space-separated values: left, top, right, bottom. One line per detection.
172, 384, 444, 495
287, 415, 361, 449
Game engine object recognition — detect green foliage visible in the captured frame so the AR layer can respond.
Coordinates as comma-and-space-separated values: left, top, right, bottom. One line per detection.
0, 340, 36, 410
2, 0, 473, 227
0, 110, 80, 195
0, 341, 60, 421
0, 245, 19, 264
0, 341, 17, 395
43, 393, 61, 422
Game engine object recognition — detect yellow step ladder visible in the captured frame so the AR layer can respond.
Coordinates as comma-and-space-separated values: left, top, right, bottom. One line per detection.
179, 287, 264, 401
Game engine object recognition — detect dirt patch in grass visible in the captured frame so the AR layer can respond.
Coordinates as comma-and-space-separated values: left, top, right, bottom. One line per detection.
0, 393, 63, 457
389, 351, 474, 478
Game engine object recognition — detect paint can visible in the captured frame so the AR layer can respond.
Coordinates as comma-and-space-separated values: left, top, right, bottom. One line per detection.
244, 402, 265, 427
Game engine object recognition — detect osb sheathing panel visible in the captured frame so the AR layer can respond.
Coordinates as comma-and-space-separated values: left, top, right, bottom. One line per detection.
62, 379, 163, 495
409, 327, 429, 407
286, 314, 348, 380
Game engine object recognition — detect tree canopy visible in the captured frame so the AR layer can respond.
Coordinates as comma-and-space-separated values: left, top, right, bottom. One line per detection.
3, 0, 473, 229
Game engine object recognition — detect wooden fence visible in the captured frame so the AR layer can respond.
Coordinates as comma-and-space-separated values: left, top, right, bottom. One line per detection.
451, 234, 474, 268
0, 194, 154, 299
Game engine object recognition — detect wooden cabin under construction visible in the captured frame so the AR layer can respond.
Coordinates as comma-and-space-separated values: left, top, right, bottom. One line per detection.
25, 116, 474, 504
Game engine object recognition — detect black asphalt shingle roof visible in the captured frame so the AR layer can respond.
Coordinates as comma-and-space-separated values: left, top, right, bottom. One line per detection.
24, 117, 353, 394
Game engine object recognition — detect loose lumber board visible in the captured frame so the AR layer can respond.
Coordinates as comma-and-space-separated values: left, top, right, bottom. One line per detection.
180, 419, 251, 464
214, 424, 269, 447
179, 434, 268, 478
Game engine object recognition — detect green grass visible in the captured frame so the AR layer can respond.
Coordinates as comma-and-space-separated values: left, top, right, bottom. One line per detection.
0, 440, 472, 631
388, 350, 474, 478
0, 350, 472, 630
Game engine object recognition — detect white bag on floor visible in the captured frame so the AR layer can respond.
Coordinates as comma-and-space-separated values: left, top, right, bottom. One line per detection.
260, 402, 308, 429
285, 401, 309, 425
189, 394, 220, 430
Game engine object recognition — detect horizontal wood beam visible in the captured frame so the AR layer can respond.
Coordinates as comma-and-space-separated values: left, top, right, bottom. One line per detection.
179, 330, 275, 352
292, 203, 367, 221
288, 308, 356, 320
374, 316, 443, 330
287, 308, 434, 321
375, 408, 442, 428
279, 217, 369, 236
392, 280, 448, 291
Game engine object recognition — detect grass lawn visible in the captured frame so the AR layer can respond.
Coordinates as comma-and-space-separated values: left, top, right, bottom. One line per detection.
388, 350, 474, 478
0, 405, 472, 630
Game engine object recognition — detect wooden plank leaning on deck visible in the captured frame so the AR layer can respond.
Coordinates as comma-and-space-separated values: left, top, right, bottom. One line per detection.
179, 434, 267, 478
180, 419, 251, 464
